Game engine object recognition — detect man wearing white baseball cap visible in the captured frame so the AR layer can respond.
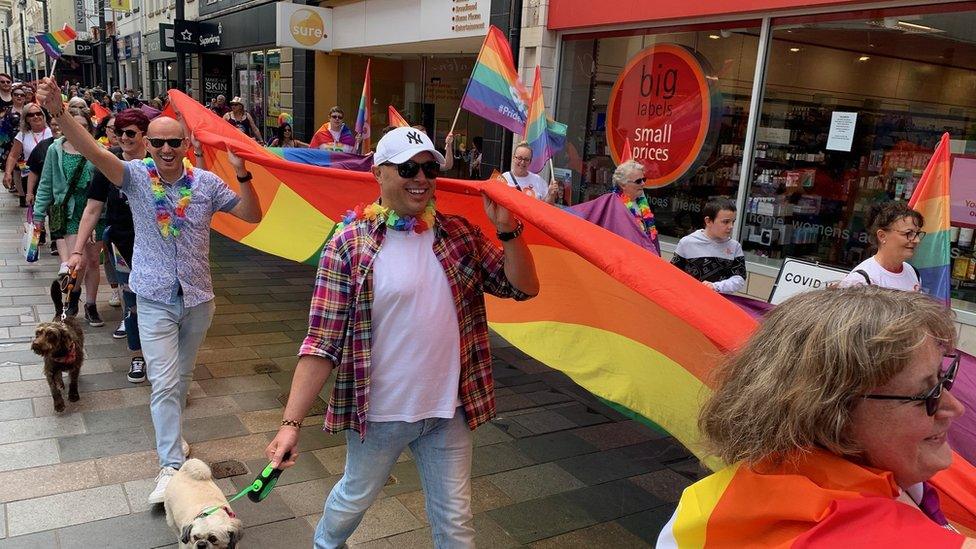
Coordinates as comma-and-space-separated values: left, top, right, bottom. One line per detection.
267, 126, 540, 548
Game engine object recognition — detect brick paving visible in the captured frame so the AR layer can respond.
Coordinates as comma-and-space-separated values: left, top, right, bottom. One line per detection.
0, 190, 702, 547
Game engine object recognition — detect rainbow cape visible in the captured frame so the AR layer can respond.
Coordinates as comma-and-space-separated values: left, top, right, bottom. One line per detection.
309, 122, 356, 151
35, 25, 77, 59
354, 60, 371, 153
459, 25, 530, 134
388, 105, 409, 128
524, 66, 567, 173
909, 133, 952, 305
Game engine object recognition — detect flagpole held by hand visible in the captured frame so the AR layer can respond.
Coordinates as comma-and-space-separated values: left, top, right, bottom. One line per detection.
448, 106, 462, 137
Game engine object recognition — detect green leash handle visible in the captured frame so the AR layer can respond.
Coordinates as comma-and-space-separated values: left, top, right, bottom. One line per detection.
247, 451, 290, 502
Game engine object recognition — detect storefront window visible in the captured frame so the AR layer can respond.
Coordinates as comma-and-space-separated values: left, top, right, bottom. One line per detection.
555, 26, 760, 233
265, 49, 282, 134
745, 8, 976, 306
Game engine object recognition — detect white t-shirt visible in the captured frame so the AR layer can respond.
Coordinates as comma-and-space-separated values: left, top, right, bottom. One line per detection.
840, 256, 920, 292
15, 128, 52, 174
368, 228, 462, 422
503, 171, 549, 200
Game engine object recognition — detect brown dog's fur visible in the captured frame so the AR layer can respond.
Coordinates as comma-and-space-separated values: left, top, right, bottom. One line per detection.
31, 316, 84, 413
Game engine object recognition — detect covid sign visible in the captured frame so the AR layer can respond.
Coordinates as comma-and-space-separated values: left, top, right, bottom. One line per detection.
606, 44, 718, 188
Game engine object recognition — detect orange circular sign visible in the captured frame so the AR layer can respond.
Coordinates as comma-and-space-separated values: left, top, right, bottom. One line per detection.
606, 44, 716, 188
290, 8, 326, 47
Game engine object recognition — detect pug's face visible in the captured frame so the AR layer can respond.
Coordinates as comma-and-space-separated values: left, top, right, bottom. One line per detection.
180, 514, 242, 549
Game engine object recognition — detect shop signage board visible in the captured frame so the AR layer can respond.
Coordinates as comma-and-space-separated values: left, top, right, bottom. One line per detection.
74, 40, 93, 56
826, 111, 857, 152
276, 3, 333, 52
768, 257, 849, 305
605, 44, 720, 188
173, 19, 221, 53
950, 156, 976, 228
157, 24, 176, 54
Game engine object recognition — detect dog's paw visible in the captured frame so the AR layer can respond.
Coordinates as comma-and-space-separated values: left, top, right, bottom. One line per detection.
68, 391, 79, 402
53, 400, 65, 413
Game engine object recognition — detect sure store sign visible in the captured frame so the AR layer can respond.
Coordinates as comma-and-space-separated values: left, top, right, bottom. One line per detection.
276, 3, 333, 52
606, 44, 720, 188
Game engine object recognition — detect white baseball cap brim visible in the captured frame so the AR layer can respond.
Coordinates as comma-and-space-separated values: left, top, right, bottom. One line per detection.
374, 127, 446, 166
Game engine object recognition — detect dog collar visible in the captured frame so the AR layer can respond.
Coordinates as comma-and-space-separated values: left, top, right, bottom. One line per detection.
51, 343, 76, 364
195, 505, 236, 522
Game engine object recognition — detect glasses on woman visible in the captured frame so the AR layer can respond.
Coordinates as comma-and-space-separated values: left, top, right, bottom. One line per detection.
894, 229, 926, 241
112, 128, 139, 138
863, 353, 959, 416
330, 114, 343, 120
25, 111, 44, 119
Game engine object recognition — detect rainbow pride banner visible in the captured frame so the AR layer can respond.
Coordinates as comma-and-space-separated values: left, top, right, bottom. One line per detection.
35, 25, 77, 59
388, 105, 409, 128
459, 25, 530, 135
909, 133, 951, 305
524, 66, 566, 173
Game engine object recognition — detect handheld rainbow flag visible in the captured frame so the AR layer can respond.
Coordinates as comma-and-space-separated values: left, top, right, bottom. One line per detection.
524, 66, 566, 173
354, 59, 371, 154
388, 105, 409, 128
459, 25, 530, 134
908, 132, 951, 304
35, 25, 78, 60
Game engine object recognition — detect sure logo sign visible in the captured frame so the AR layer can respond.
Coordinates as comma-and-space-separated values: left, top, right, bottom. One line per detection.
606, 44, 719, 188
290, 8, 326, 47
276, 3, 333, 52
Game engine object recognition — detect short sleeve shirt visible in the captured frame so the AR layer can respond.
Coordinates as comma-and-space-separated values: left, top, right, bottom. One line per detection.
88, 148, 137, 232
121, 159, 241, 306
503, 171, 549, 200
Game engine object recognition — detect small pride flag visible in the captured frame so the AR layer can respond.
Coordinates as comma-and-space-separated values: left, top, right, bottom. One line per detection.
459, 25, 530, 135
908, 132, 952, 304
35, 25, 78, 59
354, 59, 371, 154
524, 66, 566, 173
388, 105, 409, 128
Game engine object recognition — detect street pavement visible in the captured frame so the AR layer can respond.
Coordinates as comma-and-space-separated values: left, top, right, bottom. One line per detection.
0, 189, 701, 547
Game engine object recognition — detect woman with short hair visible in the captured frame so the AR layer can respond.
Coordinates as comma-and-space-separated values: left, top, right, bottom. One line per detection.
842, 201, 925, 290
4, 103, 51, 207
659, 286, 976, 546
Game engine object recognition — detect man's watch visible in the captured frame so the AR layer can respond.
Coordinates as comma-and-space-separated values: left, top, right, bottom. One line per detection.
236, 171, 253, 183
496, 219, 524, 242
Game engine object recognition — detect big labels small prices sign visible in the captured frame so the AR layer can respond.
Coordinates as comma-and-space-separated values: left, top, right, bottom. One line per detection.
276, 3, 333, 52
768, 258, 850, 305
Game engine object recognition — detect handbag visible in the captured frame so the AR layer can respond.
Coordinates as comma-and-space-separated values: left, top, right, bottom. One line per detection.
22, 208, 39, 263
47, 155, 88, 235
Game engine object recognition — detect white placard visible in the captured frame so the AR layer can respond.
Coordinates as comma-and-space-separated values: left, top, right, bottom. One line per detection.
276, 3, 334, 52
826, 111, 857, 152
768, 258, 850, 305
756, 126, 791, 145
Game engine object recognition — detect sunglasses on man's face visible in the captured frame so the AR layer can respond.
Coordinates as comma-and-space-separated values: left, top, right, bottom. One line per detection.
146, 137, 185, 148
382, 160, 440, 179
863, 353, 960, 416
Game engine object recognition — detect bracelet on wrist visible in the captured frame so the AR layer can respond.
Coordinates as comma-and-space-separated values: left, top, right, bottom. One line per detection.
236, 171, 253, 183
281, 419, 303, 428
70, 251, 83, 256
496, 219, 524, 242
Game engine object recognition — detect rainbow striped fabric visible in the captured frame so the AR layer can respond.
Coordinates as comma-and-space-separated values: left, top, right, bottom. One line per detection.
524, 66, 566, 173
909, 133, 952, 304
388, 105, 409, 128
35, 25, 77, 59
354, 59, 371, 153
459, 25, 530, 135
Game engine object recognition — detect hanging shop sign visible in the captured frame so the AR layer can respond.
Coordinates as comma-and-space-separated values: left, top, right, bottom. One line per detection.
275, 3, 333, 52
173, 19, 221, 53
74, 40, 93, 56
606, 44, 720, 188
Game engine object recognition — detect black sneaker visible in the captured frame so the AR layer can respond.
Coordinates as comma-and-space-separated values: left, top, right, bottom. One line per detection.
65, 290, 81, 317
84, 303, 104, 327
50, 242, 58, 255
127, 357, 146, 383
112, 319, 126, 339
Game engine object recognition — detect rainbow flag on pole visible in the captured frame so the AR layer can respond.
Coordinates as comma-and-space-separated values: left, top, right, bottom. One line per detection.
524, 66, 566, 173
388, 105, 409, 128
459, 25, 530, 134
354, 59, 371, 154
35, 25, 77, 59
909, 132, 952, 305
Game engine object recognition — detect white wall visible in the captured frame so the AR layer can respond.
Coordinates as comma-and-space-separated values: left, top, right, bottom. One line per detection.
332, 0, 490, 50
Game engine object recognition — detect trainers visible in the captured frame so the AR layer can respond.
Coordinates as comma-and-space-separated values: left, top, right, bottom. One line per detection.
147, 466, 177, 505
108, 289, 121, 307
65, 290, 81, 317
113, 320, 127, 339
84, 303, 104, 327
181, 437, 191, 458
127, 356, 146, 383
50, 243, 58, 255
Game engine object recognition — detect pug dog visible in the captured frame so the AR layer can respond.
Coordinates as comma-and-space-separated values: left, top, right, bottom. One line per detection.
164, 459, 243, 549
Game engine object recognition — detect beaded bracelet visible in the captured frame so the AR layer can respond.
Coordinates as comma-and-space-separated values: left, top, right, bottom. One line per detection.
281, 419, 303, 428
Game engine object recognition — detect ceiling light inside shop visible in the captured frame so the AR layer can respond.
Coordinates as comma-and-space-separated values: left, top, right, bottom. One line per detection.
708, 34, 721, 39
858, 55, 871, 62
789, 47, 801, 52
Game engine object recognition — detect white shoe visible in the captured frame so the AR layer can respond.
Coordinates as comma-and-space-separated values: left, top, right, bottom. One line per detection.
108, 289, 121, 307
147, 466, 177, 505
181, 437, 190, 458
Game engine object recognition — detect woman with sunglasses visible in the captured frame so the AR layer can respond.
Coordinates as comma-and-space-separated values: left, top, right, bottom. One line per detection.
95, 115, 120, 148
4, 103, 51, 207
269, 122, 307, 148
309, 106, 356, 152
841, 201, 924, 291
658, 286, 976, 546
223, 97, 262, 142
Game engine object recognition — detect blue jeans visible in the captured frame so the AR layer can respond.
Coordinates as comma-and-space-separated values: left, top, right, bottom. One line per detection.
314, 408, 475, 549
103, 229, 140, 351
137, 296, 215, 468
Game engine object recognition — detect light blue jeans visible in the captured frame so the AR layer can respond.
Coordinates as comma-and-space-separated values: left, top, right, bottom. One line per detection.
314, 408, 475, 549
137, 296, 215, 468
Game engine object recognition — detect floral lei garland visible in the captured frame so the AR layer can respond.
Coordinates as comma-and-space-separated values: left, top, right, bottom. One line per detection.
145, 157, 194, 238
331, 200, 436, 239
614, 187, 659, 240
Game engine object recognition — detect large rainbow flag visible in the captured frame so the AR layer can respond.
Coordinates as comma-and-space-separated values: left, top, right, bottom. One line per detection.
909, 132, 952, 304
354, 59, 371, 153
524, 66, 567, 173
35, 25, 77, 59
459, 25, 530, 135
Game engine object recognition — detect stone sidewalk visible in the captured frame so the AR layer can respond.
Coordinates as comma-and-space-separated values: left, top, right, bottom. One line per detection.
0, 190, 700, 548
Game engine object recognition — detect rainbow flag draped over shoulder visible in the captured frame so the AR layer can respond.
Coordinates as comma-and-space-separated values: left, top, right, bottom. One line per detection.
35, 25, 77, 59
388, 105, 409, 128
459, 25, 530, 134
524, 66, 567, 173
909, 133, 952, 305
355, 59, 371, 153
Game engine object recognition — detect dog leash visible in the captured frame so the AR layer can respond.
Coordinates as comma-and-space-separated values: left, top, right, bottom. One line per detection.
196, 454, 290, 519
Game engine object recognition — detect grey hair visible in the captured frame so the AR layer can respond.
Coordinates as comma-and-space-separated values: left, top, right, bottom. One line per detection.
612, 160, 644, 187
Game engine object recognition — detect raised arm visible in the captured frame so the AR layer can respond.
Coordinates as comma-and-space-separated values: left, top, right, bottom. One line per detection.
36, 78, 125, 186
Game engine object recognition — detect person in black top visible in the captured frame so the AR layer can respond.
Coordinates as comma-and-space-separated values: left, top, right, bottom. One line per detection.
68, 108, 149, 384
0, 74, 12, 113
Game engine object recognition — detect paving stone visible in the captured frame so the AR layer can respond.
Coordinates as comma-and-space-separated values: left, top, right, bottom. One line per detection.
470, 442, 534, 477
617, 505, 677, 544
530, 520, 648, 548
276, 476, 343, 517
513, 432, 599, 463
561, 478, 666, 522
0, 414, 86, 444
0, 379, 51, 400
511, 409, 578, 435
0, 531, 59, 548
0, 439, 60, 473
487, 462, 586, 502
617, 438, 693, 466
32, 385, 152, 417
347, 496, 423, 545
555, 446, 665, 486
0, 367, 19, 383
202, 323, 241, 337
195, 374, 279, 396
240, 517, 315, 547
0, 399, 33, 421
182, 414, 250, 444
230, 389, 285, 412
81, 405, 154, 434
490, 417, 534, 439
193, 346, 261, 365
239, 408, 324, 434
380, 526, 433, 549
551, 403, 612, 427
473, 422, 514, 447
253, 342, 302, 359
292, 424, 347, 451
6, 484, 130, 536
188, 434, 272, 464
58, 426, 153, 462
200, 336, 234, 350
95, 450, 161, 485
487, 493, 595, 544
572, 420, 663, 450
495, 393, 537, 412
20, 359, 115, 381
232, 320, 294, 334
58, 508, 176, 548
204, 358, 280, 378
629, 469, 693, 504
382, 460, 423, 496
181, 395, 245, 421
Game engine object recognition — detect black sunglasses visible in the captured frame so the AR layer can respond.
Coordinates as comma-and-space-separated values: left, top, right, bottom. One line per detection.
864, 354, 959, 416
330, 114, 343, 119
382, 160, 440, 179
629, 177, 646, 185
146, 137, 185, 148
25, 111, 44, 118
114, 129, 140, 138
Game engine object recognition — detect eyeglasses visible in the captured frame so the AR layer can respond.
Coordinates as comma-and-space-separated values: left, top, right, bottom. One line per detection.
0, 81, 10, 85
863, 353, 959, 416
11, 93, 25, 98
115, 129, 139, 138
25, 111, 44, 119
382, 160, 440, 179
330, 114, 343, 119
894, 229, 926, 241
514, 156, 531, 163
146, 137, 185, 148
629, 177, 646, 185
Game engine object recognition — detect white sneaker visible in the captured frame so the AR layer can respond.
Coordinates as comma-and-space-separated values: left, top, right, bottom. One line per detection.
147, 466, 178, 505
108, 289, 121, 307
181, 437, 190, 458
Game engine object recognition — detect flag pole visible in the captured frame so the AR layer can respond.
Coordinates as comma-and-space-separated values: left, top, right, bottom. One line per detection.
448, 105, 462, 137
48, 58, 58, 79
451, 27, 492, 137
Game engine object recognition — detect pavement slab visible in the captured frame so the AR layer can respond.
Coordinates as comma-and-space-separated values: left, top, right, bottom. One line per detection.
6, 484, 130, 536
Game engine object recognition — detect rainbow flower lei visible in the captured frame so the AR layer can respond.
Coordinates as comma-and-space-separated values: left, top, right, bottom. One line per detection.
145, 157, 194, 238
331, 200, 436, 239
614, 187, 658, 240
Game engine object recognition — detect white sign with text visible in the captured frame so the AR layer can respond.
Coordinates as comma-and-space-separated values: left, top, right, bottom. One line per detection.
769, 258, 850, 305
276, 3, 334, 52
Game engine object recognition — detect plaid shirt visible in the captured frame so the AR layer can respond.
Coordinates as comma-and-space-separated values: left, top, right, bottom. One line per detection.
299, 212, 531, 438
